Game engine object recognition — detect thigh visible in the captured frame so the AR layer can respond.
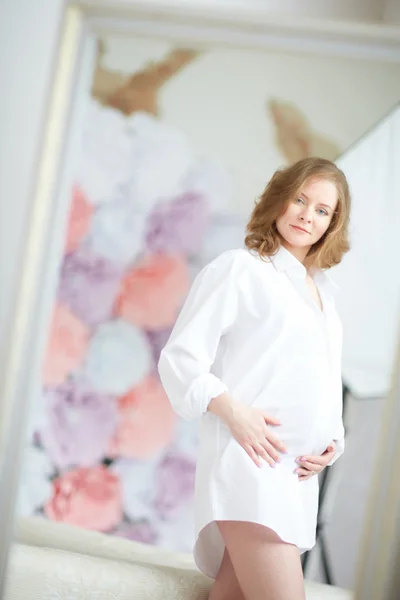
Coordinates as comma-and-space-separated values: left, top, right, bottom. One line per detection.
209, 548, 245, 600
217, 521, 306, 600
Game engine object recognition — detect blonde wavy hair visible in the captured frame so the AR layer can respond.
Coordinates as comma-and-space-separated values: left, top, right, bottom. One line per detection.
245, 157, 351, 269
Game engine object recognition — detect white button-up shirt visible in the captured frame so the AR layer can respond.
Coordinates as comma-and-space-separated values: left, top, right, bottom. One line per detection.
159, 246, 345, 578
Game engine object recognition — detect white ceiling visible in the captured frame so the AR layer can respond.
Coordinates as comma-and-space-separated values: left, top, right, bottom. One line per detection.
92, 0, 400, 63
129, 0, 399, 23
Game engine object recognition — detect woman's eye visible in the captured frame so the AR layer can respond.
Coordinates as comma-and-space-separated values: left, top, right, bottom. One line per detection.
317, 208, 328, 216
295, 197, 305, 204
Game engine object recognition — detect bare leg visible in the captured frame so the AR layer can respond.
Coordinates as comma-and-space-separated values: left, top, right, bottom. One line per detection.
209, 548, 245, 600
217, 521, 306, 600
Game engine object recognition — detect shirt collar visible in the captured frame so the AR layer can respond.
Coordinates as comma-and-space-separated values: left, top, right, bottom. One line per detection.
271, 245, 306, 277
312, 269, 340, 299
271, 245, 340, 298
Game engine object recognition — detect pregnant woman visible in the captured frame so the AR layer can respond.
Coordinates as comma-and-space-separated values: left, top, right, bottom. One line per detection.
159, 157, 350, 600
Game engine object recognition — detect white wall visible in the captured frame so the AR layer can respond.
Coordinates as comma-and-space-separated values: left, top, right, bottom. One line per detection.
103, 34, 400, 214
0, 0, 65, 360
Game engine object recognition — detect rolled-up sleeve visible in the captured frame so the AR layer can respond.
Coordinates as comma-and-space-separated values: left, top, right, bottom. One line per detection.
328, 421, 345, 466
158, 251, 240, 420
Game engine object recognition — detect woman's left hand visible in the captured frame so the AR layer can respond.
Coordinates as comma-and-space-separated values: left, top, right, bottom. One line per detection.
295, 442, 336, 481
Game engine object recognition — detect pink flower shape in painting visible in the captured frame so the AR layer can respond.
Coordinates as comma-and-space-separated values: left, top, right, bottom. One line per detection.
42, 304, 90, 387
40, 381, 118, 469
109, 375, 177, 460
145, 192, 209, 256
58, 246, 124, 328
115, 254, 189, 330
153, 452, 196, 520
45, 466, 122, 532
65, 184, 94, 254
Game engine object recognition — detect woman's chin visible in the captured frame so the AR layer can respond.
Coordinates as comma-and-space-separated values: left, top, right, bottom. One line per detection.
281, 235, 312, 250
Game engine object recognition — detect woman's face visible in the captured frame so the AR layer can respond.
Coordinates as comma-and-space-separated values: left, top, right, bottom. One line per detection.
276, 177, 338, 255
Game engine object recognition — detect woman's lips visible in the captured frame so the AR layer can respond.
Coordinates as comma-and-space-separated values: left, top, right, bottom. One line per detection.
290, 225, 310, 234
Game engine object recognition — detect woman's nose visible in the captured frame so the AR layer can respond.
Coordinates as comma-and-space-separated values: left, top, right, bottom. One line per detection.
299, 209, 312, 223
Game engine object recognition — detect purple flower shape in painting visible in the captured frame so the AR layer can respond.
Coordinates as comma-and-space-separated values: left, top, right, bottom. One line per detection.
145, 327, 172, 371
58, 245, 124, 328
153, 452, 196, 520
40, 380, 118, 470
115, 520, 158, 545
145, 192, 210, 256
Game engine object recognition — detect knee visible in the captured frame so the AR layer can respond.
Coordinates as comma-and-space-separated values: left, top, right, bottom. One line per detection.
209, 546, 245, 600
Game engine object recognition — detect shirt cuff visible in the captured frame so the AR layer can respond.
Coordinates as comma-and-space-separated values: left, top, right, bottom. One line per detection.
182, 373, 228, 420
328, 437, 345, 466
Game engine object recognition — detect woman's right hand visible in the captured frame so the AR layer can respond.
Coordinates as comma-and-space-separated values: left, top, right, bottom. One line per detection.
208, 393, 287, 468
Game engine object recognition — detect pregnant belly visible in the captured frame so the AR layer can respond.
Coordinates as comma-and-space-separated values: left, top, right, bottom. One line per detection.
274, 420, 333, 458
252, 394, 336, 458
215, 409, 334, 464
